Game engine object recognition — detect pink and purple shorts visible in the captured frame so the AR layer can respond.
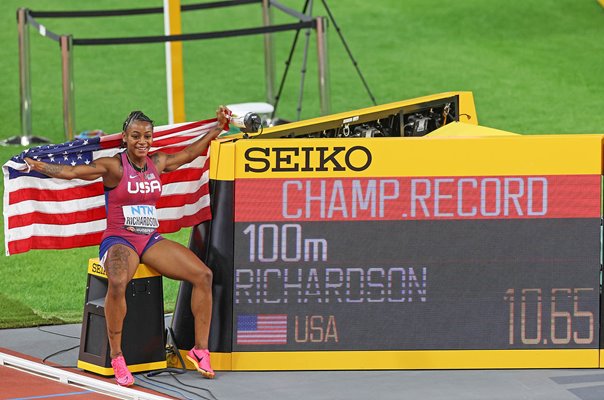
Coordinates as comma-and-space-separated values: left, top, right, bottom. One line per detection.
99, 233, 163, 266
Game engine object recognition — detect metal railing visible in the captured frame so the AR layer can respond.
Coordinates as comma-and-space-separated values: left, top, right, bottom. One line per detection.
16, 1, 330, 141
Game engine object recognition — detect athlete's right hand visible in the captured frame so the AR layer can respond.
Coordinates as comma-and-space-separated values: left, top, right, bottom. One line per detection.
24, 157, 39, 173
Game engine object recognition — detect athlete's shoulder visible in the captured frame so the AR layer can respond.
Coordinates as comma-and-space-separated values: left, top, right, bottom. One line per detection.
150, 152, 167, 172
98, 153, 124, 186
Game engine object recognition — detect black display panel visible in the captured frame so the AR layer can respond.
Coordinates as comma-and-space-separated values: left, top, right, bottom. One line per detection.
233, 219, 599, 351
232, 175, 601, 352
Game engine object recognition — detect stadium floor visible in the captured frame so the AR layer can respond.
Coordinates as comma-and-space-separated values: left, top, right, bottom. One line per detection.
1, 323, 604, 400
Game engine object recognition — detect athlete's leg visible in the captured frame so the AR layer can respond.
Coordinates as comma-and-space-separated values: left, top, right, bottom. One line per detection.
103, 243, 140, 358
142, 239, 212, 349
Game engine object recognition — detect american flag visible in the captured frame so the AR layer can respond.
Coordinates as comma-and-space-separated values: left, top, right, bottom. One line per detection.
3, 118, 219, 256
237, 314, 288, 345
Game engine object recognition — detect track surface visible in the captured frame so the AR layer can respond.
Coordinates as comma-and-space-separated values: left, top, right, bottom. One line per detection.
2, 323, 604, 400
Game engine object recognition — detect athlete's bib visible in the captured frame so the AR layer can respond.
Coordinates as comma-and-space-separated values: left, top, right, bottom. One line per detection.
122, 204, 160, 235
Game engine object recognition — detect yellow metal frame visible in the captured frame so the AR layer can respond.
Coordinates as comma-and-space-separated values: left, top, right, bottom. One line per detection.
164, 0, 185, 123
220, 91, 477, 142
210, 139, 236, 181
170, 349, 599, 371
77, 359, 167, 376
233, 134, 604, 179
258, 91, 478, 138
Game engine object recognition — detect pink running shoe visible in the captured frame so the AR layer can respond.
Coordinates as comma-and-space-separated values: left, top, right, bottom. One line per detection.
186, 348, 215, 379
111, 355, 134, 387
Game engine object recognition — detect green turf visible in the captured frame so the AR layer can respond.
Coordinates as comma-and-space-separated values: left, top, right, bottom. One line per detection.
1, 0, 604, 328
0, 293, 65, 328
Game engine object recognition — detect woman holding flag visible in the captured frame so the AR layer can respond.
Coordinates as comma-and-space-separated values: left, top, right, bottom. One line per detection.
25, 106, 230, 386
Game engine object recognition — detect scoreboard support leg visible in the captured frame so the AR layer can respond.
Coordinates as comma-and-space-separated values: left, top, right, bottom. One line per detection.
172, 180, 235, 355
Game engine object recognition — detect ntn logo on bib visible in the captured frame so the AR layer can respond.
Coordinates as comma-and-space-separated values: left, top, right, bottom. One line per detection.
122, 205, 159, 234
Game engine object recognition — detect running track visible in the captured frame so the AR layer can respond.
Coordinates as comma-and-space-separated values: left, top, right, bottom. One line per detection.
0, 364, 113, 400
0, 348, 174, 400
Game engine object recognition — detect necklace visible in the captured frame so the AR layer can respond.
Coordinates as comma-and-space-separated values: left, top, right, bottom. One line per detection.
126, 152, 147, 173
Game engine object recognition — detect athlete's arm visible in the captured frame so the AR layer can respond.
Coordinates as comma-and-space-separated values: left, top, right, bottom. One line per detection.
24, 156, 119, 181
152, 106, 230, 173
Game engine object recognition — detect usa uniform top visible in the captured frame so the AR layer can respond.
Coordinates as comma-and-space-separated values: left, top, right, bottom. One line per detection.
101, 151, 163, 255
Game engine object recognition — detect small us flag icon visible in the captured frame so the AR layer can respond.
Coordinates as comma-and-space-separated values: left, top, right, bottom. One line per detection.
236, 314, 288, 345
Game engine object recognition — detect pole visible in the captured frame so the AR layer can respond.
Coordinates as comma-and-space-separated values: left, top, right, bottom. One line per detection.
17, 8, 32, 141
319, 0, 377, 106
315, 16, 330, 115
295, 0, 313, 121
262, 0, 275, 105
163, 0, 186, 124
60, 35, 76, 141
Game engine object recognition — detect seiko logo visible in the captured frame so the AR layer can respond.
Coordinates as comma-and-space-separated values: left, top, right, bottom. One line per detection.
91, 262, 106, 276
127, 180, 161, 194
244, 146, 372, 173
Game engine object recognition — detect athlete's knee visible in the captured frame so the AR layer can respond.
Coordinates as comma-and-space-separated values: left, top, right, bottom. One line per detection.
191, 265, 213, 287
199, 266, 213, 285
106, 267, 130, 293
107, 278, 129, 296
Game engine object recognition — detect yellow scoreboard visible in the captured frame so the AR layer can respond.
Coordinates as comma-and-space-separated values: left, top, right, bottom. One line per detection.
171, 92, 604, 370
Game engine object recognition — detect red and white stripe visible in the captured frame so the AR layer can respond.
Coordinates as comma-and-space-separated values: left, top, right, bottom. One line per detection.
3, 119, 218, 255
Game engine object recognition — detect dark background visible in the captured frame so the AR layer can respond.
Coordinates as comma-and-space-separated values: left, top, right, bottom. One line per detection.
233, 219, 601, 351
